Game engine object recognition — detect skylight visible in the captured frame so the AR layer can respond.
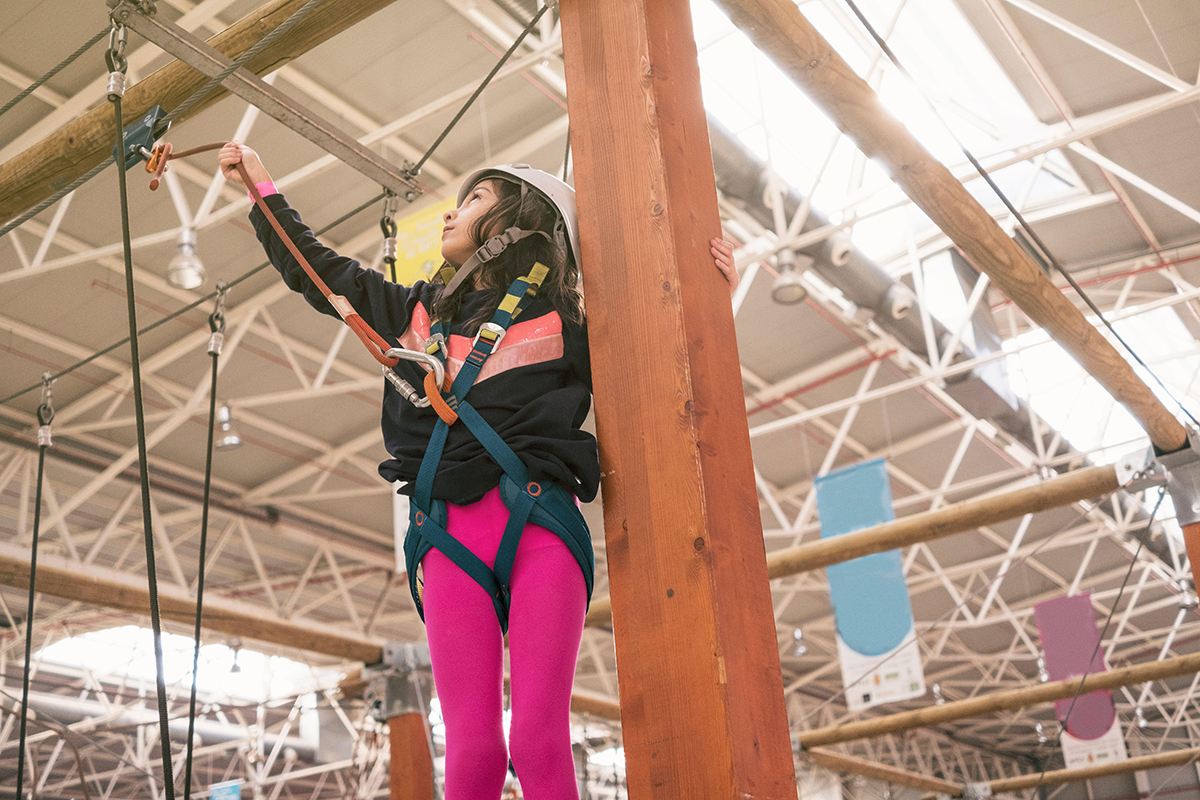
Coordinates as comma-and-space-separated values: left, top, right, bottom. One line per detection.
39, 626, 326, 703
691, 0, 1078, 261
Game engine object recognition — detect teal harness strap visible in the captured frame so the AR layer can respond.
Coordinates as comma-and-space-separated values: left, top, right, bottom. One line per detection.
405, 263, 594, 634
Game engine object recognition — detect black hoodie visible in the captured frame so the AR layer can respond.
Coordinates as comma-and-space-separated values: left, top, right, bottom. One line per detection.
251, 193, 600, 505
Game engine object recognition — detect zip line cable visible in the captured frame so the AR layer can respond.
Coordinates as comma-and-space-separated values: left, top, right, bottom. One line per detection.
110, 47, 178, 796
409, 2, 551, 176
163, 0, 328, 127
1024, 487, 1164, 796
180, 287, 227, 800
840, 0, 1200, 431
2, 2, 558, 407
14, 375, 54, 800
0, 189, 384, 409
0, 26, 109, 120
0, 0, 329, 243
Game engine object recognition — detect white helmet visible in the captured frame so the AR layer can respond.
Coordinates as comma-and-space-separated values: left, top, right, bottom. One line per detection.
442, 164, 580, 295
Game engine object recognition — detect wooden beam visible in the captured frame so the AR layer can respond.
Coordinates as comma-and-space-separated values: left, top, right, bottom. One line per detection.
585, 464, 1119, 627
0, 541, 384, 663
559, 0, 798, 797
3, 544, 625, 721
987, 745, 1200, 794
712, 0, 1187, 454
800, 651, 1200, 747
766, 465, 1119, 577
388, 714, 434, 800
0, 0, 404, 226
807, 748, 962, 795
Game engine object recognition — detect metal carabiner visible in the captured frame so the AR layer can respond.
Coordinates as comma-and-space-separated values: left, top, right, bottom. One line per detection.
382, 348, 447, 408
37, 372, 54, 446
208, 282, 229, 356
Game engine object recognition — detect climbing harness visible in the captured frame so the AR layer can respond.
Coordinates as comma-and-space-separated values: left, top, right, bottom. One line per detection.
179, 285, 228, 800
403, 263, 594, 632
14, 374, 54, 800
107, 27, 178, 796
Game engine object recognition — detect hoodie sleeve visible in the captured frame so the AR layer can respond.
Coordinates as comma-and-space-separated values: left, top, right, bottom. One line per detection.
250, 193, 424, 341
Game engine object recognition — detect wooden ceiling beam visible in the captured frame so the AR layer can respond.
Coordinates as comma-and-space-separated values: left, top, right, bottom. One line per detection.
0, 0, 405, 227
712, 0, 1187, 454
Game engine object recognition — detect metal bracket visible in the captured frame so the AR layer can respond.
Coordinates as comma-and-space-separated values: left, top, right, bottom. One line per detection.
363, 642, 433, 722
112, 105, 169, 169
109, 0, 422, 198
1116, 445, 1168, 494
1158, 427, 1200, 526
964, 783, 993, 800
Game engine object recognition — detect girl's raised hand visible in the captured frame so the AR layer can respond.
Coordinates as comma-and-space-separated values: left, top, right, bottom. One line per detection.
711, 237, 738, 296
218, 142, 271, 189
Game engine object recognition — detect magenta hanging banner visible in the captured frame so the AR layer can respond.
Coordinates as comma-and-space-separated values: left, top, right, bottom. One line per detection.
1034, 593, 1127, 767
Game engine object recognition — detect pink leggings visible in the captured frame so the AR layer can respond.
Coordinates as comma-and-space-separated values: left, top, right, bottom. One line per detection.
420, 486, 586, 800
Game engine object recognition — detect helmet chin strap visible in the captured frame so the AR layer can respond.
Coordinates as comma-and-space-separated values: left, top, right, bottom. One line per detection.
441, 226, 551, 296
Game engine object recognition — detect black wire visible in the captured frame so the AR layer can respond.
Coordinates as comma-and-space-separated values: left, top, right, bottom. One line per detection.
111, 90, 177, 800
181, 345, 219, 800
0, 27, 109, 120
839, 0, 1200, 431
164, 0, 328, 127
561, 125, 571, 182
14, 442, 47, 799
411, 3, 550, 175
1026, 487, 1164, 794
0, 191, 385, 409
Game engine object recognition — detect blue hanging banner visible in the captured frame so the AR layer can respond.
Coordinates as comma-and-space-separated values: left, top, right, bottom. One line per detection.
210, 780, 243, 800
815, 459, 925, 711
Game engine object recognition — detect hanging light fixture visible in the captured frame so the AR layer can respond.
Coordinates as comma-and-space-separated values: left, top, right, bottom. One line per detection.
214, 404, 242, 451
770, 250, 811, 305
1036, 656, 1049, 683
1035, 722, 1047, 743
167, 228, 206, 289
791, 628, 807, 656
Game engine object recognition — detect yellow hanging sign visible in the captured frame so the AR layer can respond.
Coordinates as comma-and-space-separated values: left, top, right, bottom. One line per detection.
387, 196, 457, 285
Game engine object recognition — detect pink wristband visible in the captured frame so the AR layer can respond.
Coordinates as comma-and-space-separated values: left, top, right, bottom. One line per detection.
248, 181, 277, 200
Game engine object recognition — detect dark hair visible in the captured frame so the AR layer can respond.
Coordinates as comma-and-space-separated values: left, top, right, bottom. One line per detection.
430, 177, 584, 333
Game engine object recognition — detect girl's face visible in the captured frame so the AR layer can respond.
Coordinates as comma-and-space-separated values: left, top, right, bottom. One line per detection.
441, 179, 503, 267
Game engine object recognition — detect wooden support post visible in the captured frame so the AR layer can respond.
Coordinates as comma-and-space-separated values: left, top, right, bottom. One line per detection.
713, 0, 1187, 454
0, 0, 404, 226
806, 748, 963, 795
800, 651, 1200, 747
586, 465, 1119, 626
559, 1, 797, 797
987, 746, 1200, 794
1181, 522, 1200, 591
388, 714, 434, 800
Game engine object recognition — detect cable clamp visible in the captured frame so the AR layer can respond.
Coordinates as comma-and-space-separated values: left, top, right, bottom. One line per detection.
382, 236, 397, 262
105, 22, 128, 99
37, 372, 54, 447
208, 282, 228, 355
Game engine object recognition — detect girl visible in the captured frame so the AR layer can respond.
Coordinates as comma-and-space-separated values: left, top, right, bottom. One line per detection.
219, 142, 738, 800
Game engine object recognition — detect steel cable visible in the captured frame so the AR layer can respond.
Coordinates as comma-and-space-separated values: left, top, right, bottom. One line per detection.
111, 89, 178, 800
181, 292, 225, 800
14, 388, 53, 800
163, 0, 329, 127
410, 3, 551, 175
0, 190, 384, 408
0, 27, 109, 120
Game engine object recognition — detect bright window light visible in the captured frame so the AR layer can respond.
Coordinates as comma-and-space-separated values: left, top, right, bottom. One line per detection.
691, 0, 1081, 260
1006, 305, 1200, 536
38, 626, 326, 703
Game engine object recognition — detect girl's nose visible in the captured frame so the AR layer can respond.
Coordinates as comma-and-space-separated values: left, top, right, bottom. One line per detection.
443, 208, 457, 224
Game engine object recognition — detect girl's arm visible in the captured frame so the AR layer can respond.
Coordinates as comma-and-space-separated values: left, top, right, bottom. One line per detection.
220, 143, 419, 339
